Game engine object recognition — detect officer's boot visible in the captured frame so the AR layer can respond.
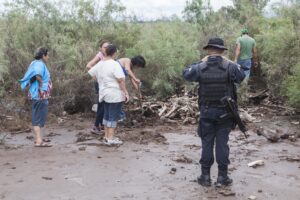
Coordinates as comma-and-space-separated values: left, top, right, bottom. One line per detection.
215, 168, 233, 187
197, 168, 211, 187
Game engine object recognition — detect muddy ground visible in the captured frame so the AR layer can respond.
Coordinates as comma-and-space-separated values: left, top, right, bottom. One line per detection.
0, 112, 300, 200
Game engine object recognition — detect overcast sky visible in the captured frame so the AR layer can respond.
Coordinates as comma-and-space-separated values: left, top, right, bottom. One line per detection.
121, 0, 233, 20
0, 0, 282, 20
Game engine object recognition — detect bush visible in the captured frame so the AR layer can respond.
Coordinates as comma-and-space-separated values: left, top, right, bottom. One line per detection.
126, 21, 199, 98
1, 0, 300, 109
283, 63, 300, 107
1, 0, 141, 103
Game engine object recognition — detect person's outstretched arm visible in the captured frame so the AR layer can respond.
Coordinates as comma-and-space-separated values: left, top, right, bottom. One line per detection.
252, 45, 258, 68
230, 63, 246, 84
124, 61, 140, 90
234, 43, 240, 63
86, 55, 101, 69
182, 62, 201, 82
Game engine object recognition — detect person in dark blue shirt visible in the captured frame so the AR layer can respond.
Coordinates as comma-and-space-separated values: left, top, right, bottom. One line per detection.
183, 38, 245, 187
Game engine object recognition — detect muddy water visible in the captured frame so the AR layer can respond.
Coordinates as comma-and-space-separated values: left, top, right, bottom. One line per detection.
0, 125, 300, 200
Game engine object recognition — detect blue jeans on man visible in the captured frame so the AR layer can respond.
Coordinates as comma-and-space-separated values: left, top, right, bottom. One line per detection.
237, 59, 252, 79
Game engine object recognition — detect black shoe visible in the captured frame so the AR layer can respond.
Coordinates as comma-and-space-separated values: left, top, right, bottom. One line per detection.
215, 175, 233, 187
197, 174, 212, 187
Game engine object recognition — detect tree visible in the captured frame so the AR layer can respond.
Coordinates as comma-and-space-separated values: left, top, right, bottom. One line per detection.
183, 0, 212, 25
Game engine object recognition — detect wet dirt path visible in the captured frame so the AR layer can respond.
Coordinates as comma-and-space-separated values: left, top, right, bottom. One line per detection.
0, 123, 300, 200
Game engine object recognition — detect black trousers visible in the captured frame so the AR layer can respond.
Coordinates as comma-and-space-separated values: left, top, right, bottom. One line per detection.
198, 106, 234, 171
94, 102, 104, 127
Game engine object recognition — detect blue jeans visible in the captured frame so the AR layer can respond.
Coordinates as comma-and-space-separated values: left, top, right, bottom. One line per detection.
32, 99, 48, 127
103, 102, 123, 128
198, 105, 234, 171
238, 59, 252, 78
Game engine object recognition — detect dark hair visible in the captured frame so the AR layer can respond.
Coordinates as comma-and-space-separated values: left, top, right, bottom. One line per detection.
105, 44, 117, 56
99, 39, 109, 48
34, 47, 48, 60
131, 55, 146, 68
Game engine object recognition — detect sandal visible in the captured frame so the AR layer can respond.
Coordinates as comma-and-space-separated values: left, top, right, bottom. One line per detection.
34, 142, 52, 147
43, 138, 51, 142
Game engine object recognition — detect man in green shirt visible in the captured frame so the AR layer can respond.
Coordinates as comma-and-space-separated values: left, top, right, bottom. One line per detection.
234, 28, 257, 79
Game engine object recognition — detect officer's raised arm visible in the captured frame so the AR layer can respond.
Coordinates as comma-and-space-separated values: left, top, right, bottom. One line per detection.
182, 62, 201, 82
229, 62, 246, 84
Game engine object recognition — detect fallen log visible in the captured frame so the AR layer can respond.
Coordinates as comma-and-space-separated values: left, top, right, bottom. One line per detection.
183, 117, 196, 125
164, 103, 179, 118
177, 105, 189, 113
160, 116, 178, 124
260, 103, 295, 114
158, 104, 168, 117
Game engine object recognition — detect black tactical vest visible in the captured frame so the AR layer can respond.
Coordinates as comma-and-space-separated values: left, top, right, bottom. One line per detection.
198, 56, 231, 104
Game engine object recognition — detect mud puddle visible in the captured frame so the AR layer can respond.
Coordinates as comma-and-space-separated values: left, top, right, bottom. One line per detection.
0, 122, 300, 200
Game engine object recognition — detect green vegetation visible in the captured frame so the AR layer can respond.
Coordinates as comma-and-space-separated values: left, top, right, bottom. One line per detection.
0, 0, 300, 108
126, 21, 199, 97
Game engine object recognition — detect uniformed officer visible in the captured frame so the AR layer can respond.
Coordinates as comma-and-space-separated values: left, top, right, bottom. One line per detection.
183, 38, 245, 187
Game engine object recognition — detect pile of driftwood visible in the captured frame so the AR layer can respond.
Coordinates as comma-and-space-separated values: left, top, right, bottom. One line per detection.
135, 94, 275, 125
136, 95, 199, 124
127, 88, 298, 129
136, 94, 266, 125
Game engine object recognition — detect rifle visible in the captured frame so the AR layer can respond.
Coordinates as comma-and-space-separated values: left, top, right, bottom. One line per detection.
220, 96, 248, 138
